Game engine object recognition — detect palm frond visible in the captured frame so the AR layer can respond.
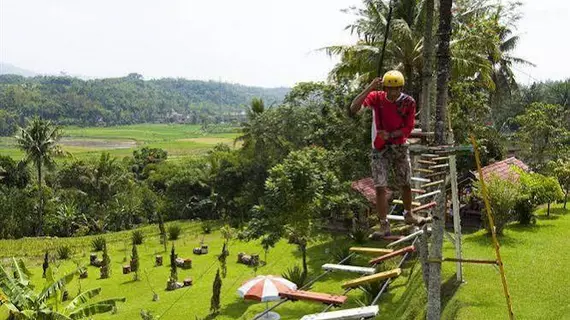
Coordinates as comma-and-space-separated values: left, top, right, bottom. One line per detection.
38, 268, 79, 304
12, 257, 32, 287
64, 288, 102, 313
68, 298, 126, 320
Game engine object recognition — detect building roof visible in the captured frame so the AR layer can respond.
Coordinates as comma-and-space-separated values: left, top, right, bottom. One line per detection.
471, 157, 529, 181
351, 178, 395, 206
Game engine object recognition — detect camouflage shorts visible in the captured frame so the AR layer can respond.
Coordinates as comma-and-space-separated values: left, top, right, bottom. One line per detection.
370, 144, 412, 188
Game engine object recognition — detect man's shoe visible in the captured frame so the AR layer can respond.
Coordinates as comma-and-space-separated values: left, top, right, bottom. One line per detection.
369, 221, 391, 240
404, 212, 432, 226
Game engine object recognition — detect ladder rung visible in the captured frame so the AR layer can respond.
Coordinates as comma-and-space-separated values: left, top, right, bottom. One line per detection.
412, 201, 437, 212
392, 199, 422, 206
422, 180, 444, 188
433, 156, 449, 161
322, 264, 376, 275
418, 160, 437, 165
387, 214, 404, 221
420, 154, 439, 158
387, 229, 425, 248
341, 269, 402, 288
349, 247, 394, 255
414, 168, 434, 173
429, 163, 450, 169
411, 177, 430, 183
411, 188, 426, 194
369, 246, 415, 264
414, 190, 441, 200
300, 306, 379, 320
280, 289, 348, 305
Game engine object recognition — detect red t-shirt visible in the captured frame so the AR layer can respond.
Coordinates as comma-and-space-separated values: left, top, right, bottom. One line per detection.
363, 91, 416, 148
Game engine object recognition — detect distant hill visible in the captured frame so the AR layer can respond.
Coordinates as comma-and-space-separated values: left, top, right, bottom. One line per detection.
0, 72, 290, 135
0, 63, 38, 77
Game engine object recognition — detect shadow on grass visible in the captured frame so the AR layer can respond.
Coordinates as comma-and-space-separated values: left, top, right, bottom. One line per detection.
536, 214, 560, 221
441, 274, 461, 311
506, 222, 553, 234
463, 233, 522, 247
218, 297, 252, 319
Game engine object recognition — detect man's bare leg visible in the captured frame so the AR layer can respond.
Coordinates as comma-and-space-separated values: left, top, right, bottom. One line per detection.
402, 185, 412, 212
376, 186, 388, 221
369, 186, 391, 238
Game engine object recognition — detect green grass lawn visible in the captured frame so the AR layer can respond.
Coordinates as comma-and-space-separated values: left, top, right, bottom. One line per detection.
1, 204, 569, 319
0, 124, 240, 160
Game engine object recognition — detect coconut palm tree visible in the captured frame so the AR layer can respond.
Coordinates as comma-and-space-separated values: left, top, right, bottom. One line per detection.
234, 97, 265, 148
487, 5, 535, 108
0, 258, 125, 319
428, 0, 454, 318
14, 117, 62, 236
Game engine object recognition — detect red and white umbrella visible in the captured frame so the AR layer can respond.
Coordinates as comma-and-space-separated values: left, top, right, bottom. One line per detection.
237, 275, 297, 302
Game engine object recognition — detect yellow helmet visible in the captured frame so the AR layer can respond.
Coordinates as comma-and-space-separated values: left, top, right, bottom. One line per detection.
382, 70, 405, 87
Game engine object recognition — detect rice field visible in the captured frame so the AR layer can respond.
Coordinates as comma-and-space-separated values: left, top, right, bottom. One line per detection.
0, 124, 240, 161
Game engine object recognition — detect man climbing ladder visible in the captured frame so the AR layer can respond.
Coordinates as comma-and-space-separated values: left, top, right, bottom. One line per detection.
350, 70, 431, 237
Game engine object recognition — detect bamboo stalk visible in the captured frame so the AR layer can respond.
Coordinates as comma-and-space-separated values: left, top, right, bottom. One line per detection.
470, 135, 515, 320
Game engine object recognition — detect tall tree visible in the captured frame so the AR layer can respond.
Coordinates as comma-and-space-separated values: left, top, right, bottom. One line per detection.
515, 103, 569, 169
210, 269, 222, 315
547, 159, 570, 209
131, 243, 140, 281
429, 0, 453, 319
419, 0, 435, 135
14, 117, 62, 236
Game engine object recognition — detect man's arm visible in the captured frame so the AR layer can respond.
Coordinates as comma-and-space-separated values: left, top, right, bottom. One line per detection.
350, 77, 383, 115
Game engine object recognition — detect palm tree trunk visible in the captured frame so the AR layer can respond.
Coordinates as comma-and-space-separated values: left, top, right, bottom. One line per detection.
428, 0, 453, 319
420, 0, 435, 137
37, 162, 44, 236
434, 0, 452, 146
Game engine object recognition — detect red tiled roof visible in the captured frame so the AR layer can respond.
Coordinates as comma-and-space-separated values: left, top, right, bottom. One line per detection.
351, 178, 377, 205
472, 157, 529, 181
351, 178, 394, 205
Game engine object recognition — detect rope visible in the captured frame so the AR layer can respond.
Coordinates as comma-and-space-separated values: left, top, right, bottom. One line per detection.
377, 0, 395, 77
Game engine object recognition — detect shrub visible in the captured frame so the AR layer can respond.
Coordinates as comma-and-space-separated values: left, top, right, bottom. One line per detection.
349, 224, 368, 244
56, 245, 72, 260
132, 230, 144, 245
91, 236, 106, 252
281, 265, 310, 290
168, 225, 182, 240
201, 221, 213, 234
514, 196, 536, 225
331, 246, 352, 265
474, 174, 520, 235
518, 169, 564, 215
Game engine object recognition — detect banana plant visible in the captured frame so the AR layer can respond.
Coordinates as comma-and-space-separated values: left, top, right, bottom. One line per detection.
0, 258, 125, 319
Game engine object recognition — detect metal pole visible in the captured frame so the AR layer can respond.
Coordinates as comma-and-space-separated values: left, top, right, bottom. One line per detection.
448, 131, 463, 282
470, 135, 515, 320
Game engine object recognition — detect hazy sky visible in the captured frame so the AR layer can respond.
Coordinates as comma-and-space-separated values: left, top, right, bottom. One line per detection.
0, 0, 568, 88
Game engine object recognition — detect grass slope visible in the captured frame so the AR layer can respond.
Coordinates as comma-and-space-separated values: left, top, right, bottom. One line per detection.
0, 124, 239, 160
0, 204, 569, 319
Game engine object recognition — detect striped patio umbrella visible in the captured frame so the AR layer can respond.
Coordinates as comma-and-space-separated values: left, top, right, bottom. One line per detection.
237, 275, 297, 302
